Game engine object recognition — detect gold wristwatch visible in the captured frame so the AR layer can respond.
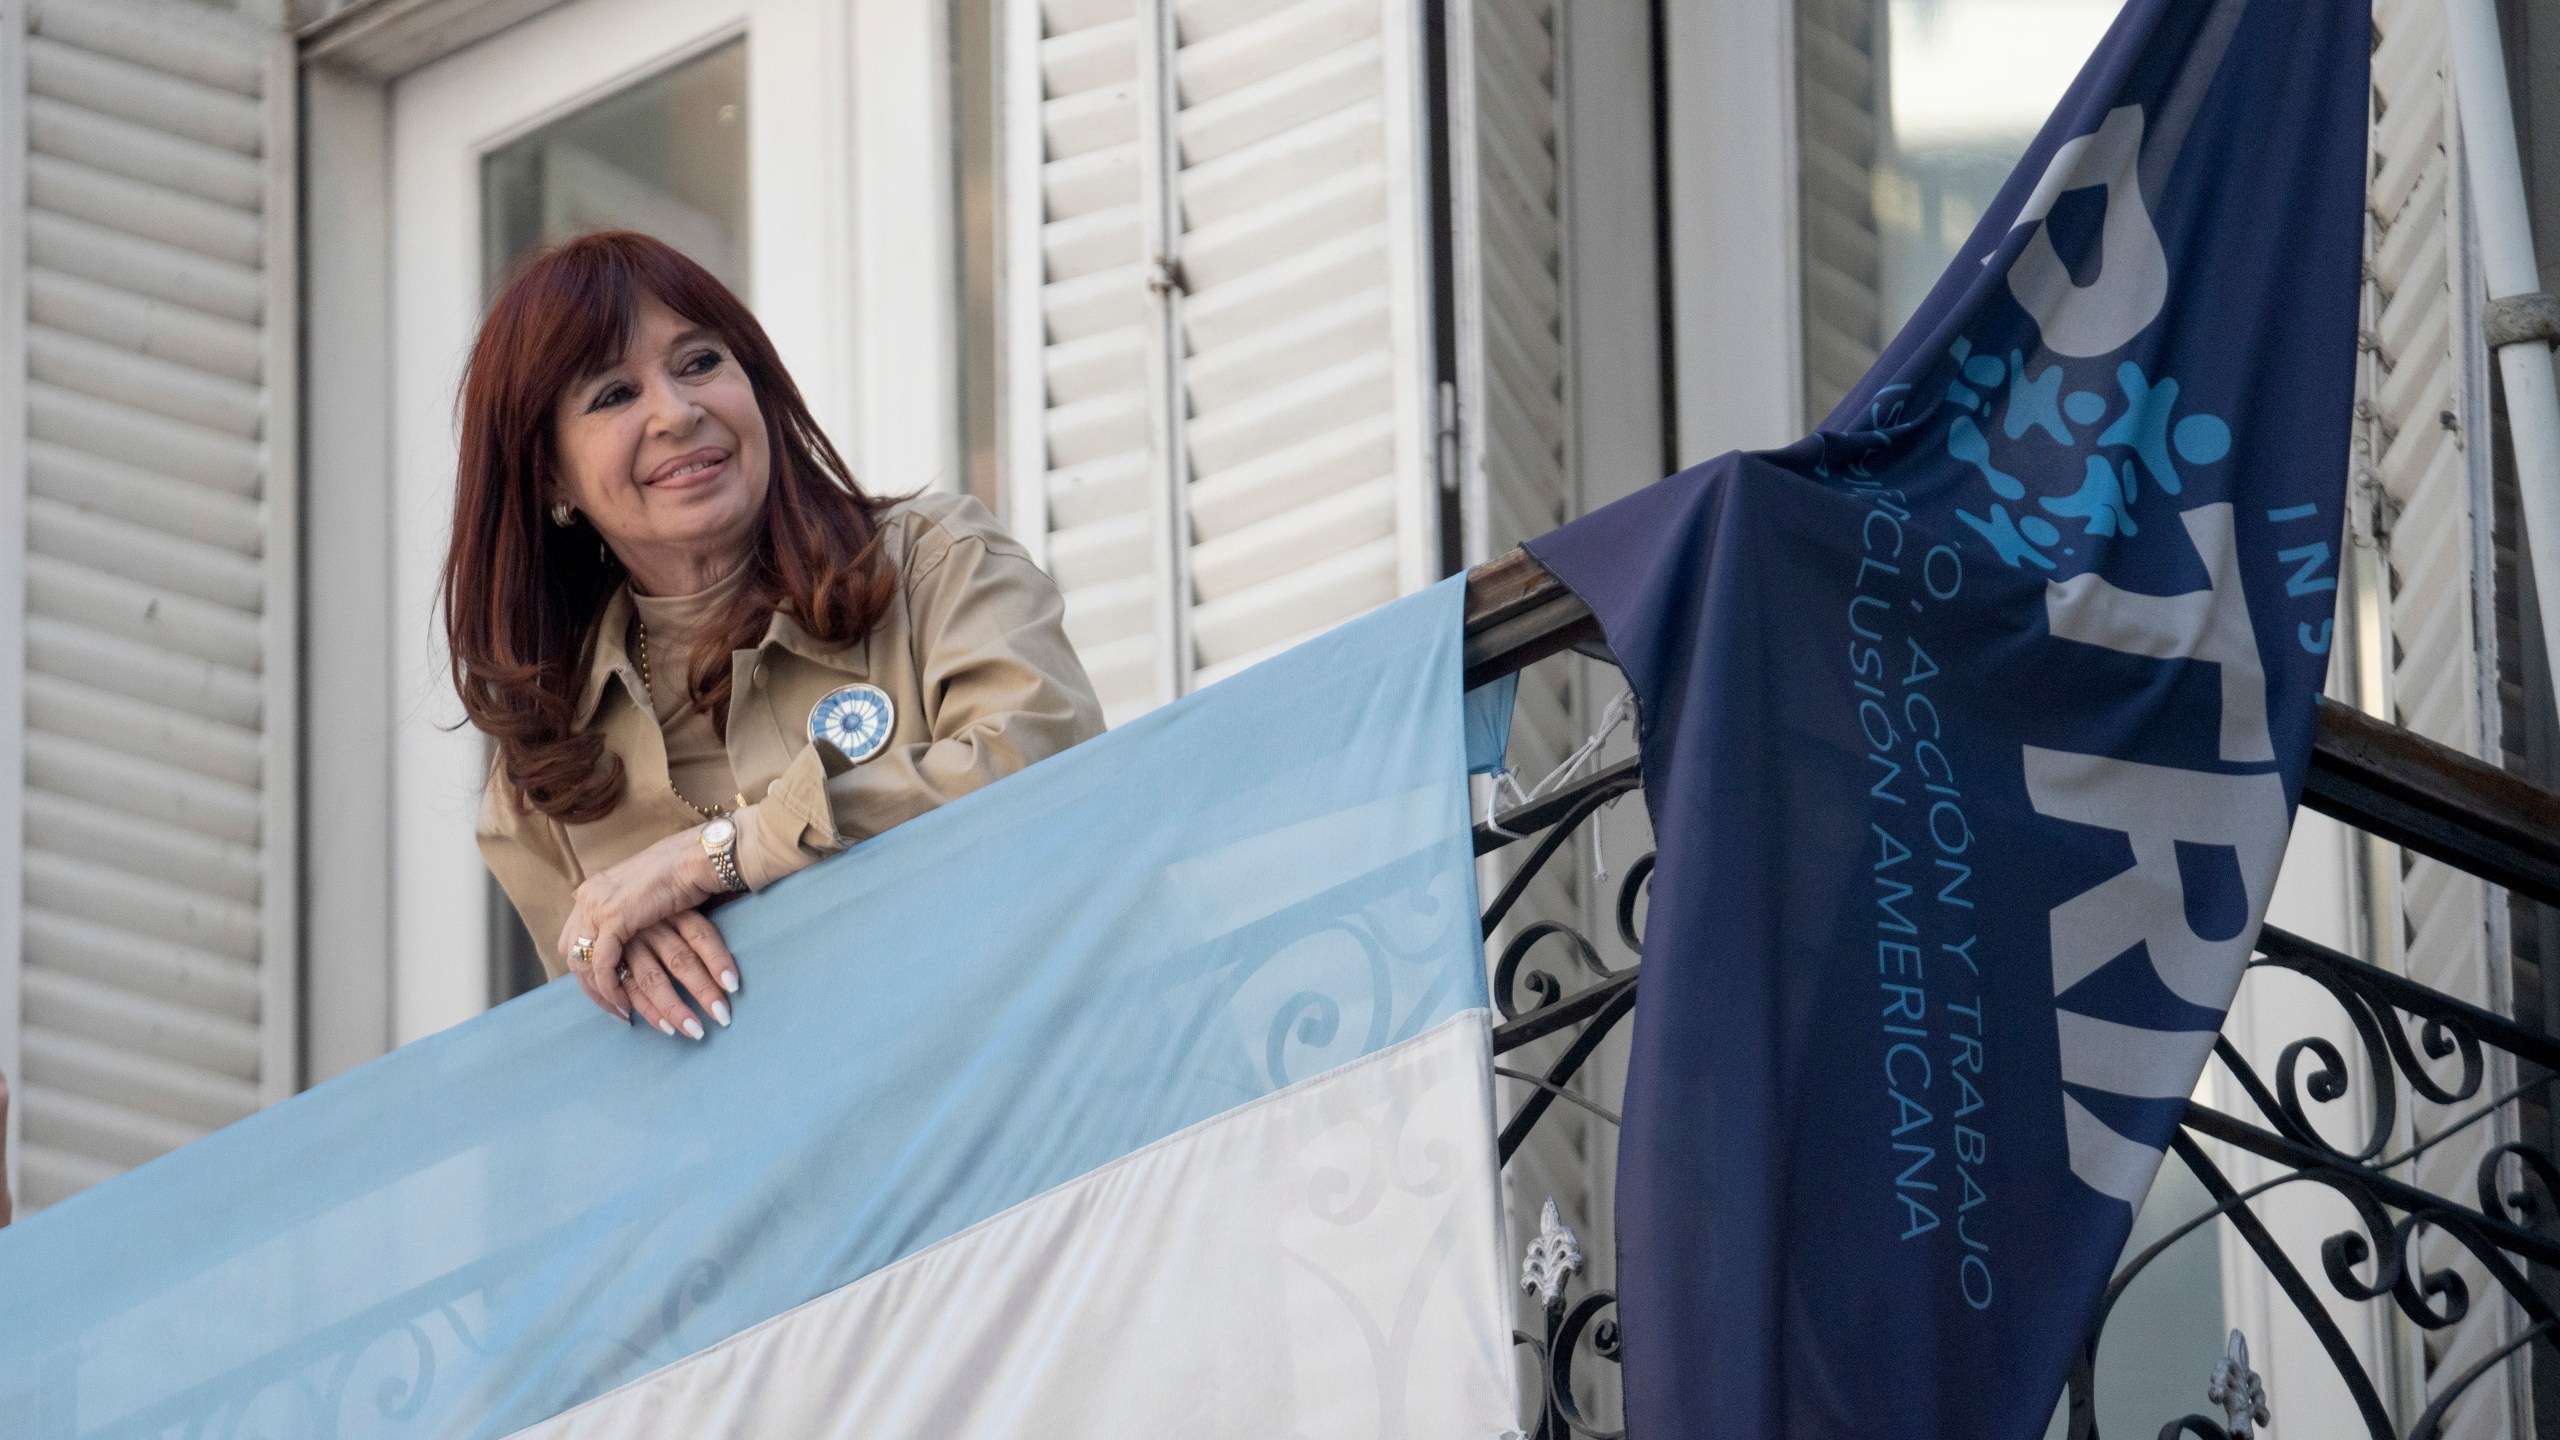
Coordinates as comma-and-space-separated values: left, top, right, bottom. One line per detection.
699, 816, 744, 893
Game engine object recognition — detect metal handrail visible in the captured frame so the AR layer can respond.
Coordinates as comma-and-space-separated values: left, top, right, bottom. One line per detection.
1461, 547, 2560, 908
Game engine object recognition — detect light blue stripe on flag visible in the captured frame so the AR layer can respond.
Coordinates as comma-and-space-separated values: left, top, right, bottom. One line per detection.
0, 576, 1490, 1439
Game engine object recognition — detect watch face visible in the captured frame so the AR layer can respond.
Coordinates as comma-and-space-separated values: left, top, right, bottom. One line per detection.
809, 683, 896, 764
703, 818, 736, 848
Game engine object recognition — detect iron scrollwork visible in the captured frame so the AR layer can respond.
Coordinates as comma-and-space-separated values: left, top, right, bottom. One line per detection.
1478, 760, 1642, 1437
1474, 744, 2560, 1439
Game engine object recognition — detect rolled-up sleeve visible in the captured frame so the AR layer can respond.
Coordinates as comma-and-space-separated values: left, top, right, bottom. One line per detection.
477, 768, 583, 972
753, 509, 1104, 867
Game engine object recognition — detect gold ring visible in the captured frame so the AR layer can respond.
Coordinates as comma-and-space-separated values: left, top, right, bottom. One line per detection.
573, 936, 596, 971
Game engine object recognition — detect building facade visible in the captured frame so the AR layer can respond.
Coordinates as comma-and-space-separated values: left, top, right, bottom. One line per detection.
2, 0, 2559, 1431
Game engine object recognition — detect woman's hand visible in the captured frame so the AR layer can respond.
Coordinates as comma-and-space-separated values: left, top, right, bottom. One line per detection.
558, 827, 738, 1032
607, 912, 739, 1039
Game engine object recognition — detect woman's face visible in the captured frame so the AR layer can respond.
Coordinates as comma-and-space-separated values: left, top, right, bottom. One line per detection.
552, 293, 772, 594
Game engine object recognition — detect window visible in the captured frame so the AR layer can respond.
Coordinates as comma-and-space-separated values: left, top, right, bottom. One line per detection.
1795, 0, 2121, 423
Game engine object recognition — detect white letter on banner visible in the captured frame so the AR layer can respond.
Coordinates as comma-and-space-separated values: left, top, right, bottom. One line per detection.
2024, 503, 2290, 1203
2007, 106, 2170, 358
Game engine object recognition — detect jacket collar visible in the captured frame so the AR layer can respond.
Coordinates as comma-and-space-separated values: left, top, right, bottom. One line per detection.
573, 587, 867, 727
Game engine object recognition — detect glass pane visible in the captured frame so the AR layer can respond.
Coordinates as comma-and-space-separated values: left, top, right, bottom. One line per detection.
481, 38, 749, 301
1796, 0, 2123, 423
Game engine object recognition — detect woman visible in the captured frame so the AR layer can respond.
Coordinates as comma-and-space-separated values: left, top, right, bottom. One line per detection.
448, 232, 1101, 1041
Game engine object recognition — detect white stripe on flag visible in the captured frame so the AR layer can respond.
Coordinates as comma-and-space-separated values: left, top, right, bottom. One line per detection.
505, 1014, 1516, 1439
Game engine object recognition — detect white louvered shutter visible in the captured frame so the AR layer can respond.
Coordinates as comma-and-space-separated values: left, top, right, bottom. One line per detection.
1005, 0, 1440, 726
8, 0, 295, 1214
1794, 0, 1884, 428
1007, 0, 1163, 725
2353, 0, 2519, 1430
1173, 0, 1434, 689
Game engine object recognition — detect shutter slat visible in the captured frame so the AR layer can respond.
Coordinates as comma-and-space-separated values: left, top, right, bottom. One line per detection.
19, 1143, 120, 1213
27, 554, 263, 672
29, 267, 263, 382
1190, 412, 1393, 534
28, 96, 264, 211
30, 380, 262, 495
1184, 223, 1385, 351
24, 908, 261, 1023
1189, 536, 1396, 666
1186, 350, 1392, 475
29, 440, 262, 556
26, 732, 263, 851
1043, 203, 1141, 282
24, 1030, 256, 1134
1176, 36, 1379, 166
25, 614, 264, 730
1044, 83, 1138, 162
22, 966, 262, 1081
30, 0, 267, 97
1045, 450, 1151, 529
28, 211, 263, 324
1047, 510, 1152, 591
29, 325, 263, 437
19, 1081, 211, 1171
27, 37, 262, 155
1174, 0, 1374, 106
1045, 327, 1147, 403
28, 668, 262, 789
30, 497, 263, 609
1183, 286, 1388, 411
1190, 477, 1394, 602
29, 155, 262, 267
25, 788, 262, 905
1042, 16, 1138, 95
1178, 98, 1384, 229
1043, 262, 1148, 343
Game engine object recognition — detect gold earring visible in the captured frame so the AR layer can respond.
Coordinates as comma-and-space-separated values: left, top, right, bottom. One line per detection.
549, 501, 575, 528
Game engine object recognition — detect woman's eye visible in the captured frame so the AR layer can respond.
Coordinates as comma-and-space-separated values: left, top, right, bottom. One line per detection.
682, 349, 723, 376
586, 382, 635, 412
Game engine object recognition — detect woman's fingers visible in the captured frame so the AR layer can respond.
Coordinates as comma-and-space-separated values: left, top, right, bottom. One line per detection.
625, 930, 705, 1041
671, 910, 740, 999
652, 922, 732, 1030
559, 912, 630, 1021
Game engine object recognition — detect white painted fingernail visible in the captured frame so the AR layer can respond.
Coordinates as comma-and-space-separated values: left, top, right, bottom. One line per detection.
682, 1017, 705, 1041
656, 1019, 674, 1037
712, 999, 731, 1028
719, 970, 739, 994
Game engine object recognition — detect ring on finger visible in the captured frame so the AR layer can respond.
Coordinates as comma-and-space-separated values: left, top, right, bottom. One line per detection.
573, 936, 597, 972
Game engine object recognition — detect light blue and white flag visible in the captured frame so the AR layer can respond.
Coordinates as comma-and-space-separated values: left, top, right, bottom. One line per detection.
0, 579, 1517, 1439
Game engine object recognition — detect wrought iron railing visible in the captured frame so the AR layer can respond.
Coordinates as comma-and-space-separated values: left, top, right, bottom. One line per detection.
1461, 548, 2560, 1440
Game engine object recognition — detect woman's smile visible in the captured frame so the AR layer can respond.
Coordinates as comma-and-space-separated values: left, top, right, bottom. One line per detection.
648, 446, 731, 491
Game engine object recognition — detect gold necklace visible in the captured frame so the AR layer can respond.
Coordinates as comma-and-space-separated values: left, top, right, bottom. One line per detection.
632, 616, 732, 820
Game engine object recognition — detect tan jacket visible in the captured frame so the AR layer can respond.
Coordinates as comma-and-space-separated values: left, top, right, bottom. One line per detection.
479, 492, 1103, 976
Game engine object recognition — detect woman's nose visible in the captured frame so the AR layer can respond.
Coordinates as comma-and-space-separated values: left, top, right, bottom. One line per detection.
644, 380, 703, 439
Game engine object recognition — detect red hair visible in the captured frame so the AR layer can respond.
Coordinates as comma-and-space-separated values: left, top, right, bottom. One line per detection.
441, 232, 898, 822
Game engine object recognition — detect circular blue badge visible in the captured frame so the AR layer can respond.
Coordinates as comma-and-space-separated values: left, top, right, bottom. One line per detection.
809, 683, 896, 764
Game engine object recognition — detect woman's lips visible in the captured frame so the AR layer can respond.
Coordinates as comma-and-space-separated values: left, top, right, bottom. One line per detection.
648, 448, 730, 489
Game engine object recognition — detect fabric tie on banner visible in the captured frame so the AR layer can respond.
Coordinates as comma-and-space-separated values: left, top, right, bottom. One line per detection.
1524, 1, 2368, 1435
0, 578, 1518, 1439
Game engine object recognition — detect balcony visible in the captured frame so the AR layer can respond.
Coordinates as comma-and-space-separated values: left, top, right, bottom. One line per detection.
1464, 550, 2560, 1440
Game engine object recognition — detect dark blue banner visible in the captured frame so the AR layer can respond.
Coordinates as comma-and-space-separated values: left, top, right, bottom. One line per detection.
1524, 1, 2369, 1433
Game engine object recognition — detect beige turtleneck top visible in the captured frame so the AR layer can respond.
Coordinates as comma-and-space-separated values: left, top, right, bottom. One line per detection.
627, 564, 799, 889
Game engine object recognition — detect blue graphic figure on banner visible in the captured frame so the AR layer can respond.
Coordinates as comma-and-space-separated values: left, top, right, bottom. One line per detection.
1521, 0, 2369, 1435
